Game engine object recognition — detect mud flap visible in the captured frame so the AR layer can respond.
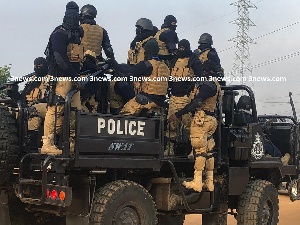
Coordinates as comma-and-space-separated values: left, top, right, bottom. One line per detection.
0, 190, 11, 225
288, 177, 300, 201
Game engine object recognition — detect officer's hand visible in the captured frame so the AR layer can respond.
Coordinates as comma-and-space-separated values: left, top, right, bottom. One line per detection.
73, 81, 84, 90
27, 105, 37, 116
105, 58, 115, 65
168, 114, 180, 122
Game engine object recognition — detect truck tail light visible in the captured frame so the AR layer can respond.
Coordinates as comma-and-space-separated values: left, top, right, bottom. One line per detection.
46, 189, 50, 198
59, 191, 66, 201
51, 190, 58, 200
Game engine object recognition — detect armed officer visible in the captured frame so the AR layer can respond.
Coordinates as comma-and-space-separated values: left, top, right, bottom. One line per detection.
79, 4, 115, 113
80, 4, 114, 61
22, 57, 49, 146
128, 18, 157, 94
168, 60, 221, 192
194, 33, 224, 84
154, 15, 179, 66
166, 39, 202, 156
111, 40, 169, 116
41, 1, 82, 155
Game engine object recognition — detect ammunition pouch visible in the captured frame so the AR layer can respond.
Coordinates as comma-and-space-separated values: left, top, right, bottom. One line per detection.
27, 106, 39, 118
135, 93, 151, 105
47, 91, 65, 107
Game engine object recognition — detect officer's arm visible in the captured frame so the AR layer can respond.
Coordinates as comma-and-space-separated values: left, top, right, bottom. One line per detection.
102, 28, 115, 59
114, 81, 135, 102
208, 50, 222, 71
160, 30, 178, 53
112, 60, 152, 77
175, 81, 217, 117
51, 31, 77, 78
189, 54, 203, 77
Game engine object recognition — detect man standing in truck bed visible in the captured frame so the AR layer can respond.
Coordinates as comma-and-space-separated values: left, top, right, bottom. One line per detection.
169, 60, 221, 192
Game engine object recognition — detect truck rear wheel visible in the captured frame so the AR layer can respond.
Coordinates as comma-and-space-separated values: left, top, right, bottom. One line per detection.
0, 105, 19, 187
89, 180, 157, 225
237, 179, 279, 225
158, 213, 185, 225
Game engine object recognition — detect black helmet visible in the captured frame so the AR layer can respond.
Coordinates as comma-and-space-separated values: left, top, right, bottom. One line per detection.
198, 33, 213, 45
136, 18, 153, 31
80, 4, 97, 19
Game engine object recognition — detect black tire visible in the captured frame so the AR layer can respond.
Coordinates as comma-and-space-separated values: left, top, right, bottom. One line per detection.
0, 105, 19, 187
237, 180, 279, 225
89, 180, 157, 225
158, 213, 185, 225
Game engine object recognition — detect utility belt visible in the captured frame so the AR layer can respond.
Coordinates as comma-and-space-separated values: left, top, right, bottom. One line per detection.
200, 109, 216, 117
47, 92, 65, 107
172, 92, 187, 97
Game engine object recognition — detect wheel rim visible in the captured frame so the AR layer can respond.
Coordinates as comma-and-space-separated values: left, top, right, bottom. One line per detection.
113, 206, 141, 225
261, 198, 274, 225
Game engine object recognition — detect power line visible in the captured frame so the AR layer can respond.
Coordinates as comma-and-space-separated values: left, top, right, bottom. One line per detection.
253, 21, 299, 40
253, 51, 300, 69
178, 0, 265, 34
220, 21, 300, 53
178, 11, 236, 34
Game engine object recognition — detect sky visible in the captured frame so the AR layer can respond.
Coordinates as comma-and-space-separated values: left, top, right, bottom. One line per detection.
1, 0, 300, 117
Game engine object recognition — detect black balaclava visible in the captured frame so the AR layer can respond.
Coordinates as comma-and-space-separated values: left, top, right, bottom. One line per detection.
162, 15, 177, 31
34, 57, 48, 77
62, 1, 81, 44
177, 39, 192, 58
144, 40, 159, 60
199, 43, 212, 51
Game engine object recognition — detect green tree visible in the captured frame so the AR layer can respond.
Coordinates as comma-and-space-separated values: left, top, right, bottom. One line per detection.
0, 64, 12, 98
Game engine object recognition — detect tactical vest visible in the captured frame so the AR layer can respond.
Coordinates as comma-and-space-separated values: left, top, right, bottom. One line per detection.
171, 57, 195, 79
140, 60, 169, 95
109, 81, 126, 109
81, 24, 104, 57
198, 80, 221, 113
128, 36, 154, 65
196, 49, 210, 63
26, 76, 48, 105
154, 28, 170, 55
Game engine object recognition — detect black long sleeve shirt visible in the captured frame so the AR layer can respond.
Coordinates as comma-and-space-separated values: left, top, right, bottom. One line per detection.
112, 59, 166, 106
48, 26, 77, 78
175, 81, 217, 117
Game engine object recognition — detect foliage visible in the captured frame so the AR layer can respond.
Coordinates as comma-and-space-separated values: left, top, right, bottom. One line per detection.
0, 64, 12, 98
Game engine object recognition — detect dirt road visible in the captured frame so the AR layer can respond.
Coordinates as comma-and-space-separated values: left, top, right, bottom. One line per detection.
184, 194, 300, 225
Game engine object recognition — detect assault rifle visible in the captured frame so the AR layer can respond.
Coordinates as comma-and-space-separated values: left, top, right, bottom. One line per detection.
0, 72, 35, 104
0, 72, 35, 91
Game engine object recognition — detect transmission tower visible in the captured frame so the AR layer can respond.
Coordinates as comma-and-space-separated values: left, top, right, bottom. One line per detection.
230, 0, 256, 84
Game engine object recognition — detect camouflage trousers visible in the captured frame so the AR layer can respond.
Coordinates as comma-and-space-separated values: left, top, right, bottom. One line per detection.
190, 110, 218, 155
44, 80, 81, 136
120, 97, 159, 116
166, 95, 192, 140
28, 103, 47, 131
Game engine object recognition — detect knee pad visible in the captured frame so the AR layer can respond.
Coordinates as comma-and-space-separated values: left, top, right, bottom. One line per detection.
206, 153, 214, 171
